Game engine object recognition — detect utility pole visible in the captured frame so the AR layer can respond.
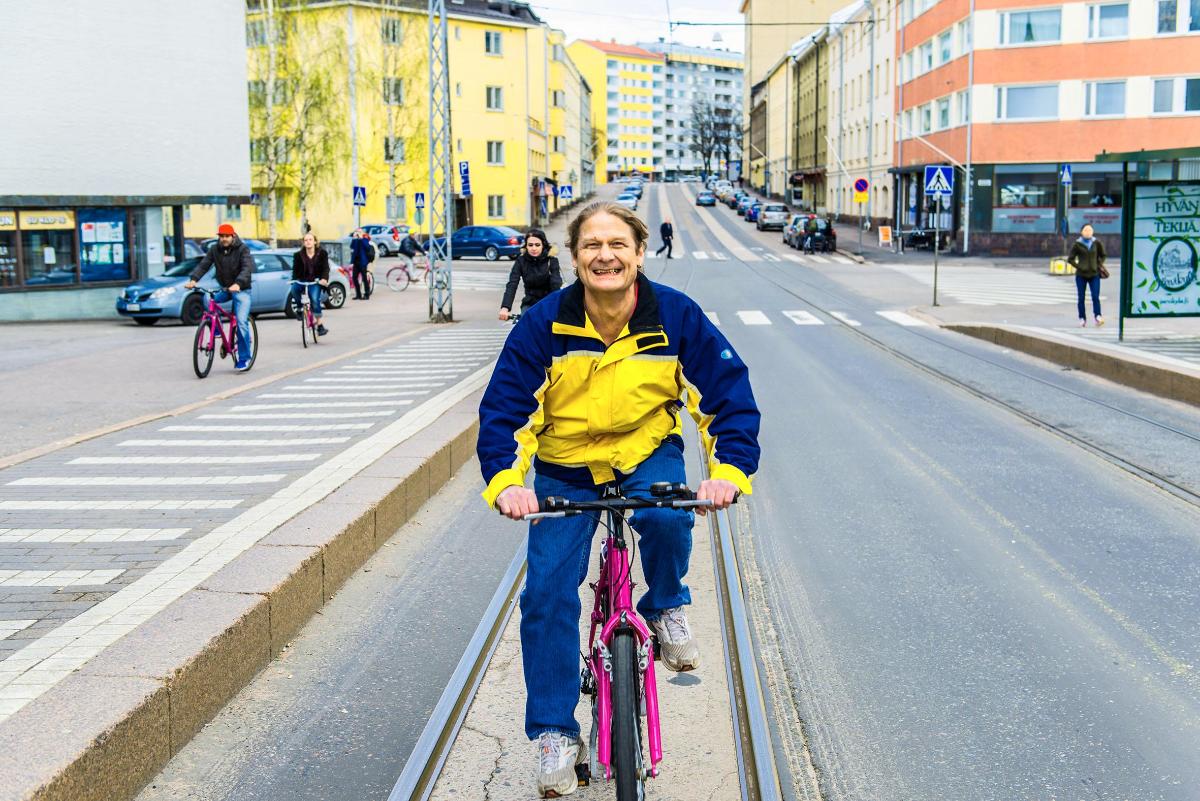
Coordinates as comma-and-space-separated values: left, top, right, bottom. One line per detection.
427, 0, 453, 322
346, 6, 359, 230
867, 0, 875, 239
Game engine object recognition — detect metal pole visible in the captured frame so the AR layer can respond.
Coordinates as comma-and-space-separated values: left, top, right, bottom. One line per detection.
867, 0, 875, 238
346, 7, 359, 230
933, 198, 940, 306
427, 0, 453, 322
963, 0, 976, 254
895, 0, 904, 254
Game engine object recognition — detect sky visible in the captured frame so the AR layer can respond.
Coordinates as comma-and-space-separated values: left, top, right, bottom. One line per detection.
526, 0, 745, 53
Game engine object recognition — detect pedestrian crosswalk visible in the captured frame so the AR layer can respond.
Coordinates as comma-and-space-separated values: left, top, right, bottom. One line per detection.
703, 309, 929, 328
879, 262, 1107, 306
645, 250, 853, 265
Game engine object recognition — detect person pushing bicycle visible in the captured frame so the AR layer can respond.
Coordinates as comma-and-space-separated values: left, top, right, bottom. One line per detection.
185, 223, 255, 372
477, 201, 761, 797
291, 231, 330, 337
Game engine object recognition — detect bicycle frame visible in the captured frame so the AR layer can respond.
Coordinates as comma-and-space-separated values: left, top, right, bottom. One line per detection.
197, 292, 237, 355
588, 503, 664, 780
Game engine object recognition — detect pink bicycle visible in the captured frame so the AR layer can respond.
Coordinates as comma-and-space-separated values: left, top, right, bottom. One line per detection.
191, 287, 258, 378
527, 483, 714, 799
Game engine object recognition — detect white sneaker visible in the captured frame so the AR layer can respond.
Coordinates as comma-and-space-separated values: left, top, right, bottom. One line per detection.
536, 732, 584, 797
651, 606, 700, 672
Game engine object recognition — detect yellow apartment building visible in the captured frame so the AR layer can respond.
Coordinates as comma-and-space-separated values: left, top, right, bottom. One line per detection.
568, 40, 665, 183
186, 0, 555, 245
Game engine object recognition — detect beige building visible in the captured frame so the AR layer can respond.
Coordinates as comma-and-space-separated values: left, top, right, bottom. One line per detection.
548, 29, 595, 208
826, 0, 895, 223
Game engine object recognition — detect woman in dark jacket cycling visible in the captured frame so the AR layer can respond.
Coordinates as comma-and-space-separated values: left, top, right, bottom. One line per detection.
499, 229, 563, 320
291, 232, 331, 335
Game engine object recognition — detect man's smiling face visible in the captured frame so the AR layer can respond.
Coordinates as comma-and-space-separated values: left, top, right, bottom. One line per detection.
574, 211, 643, 298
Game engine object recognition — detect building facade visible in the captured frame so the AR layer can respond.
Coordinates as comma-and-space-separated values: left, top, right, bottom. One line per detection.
894, 0, 1200, 254
548, 29, 596, 212
788, 31, 831, 213
826, 0, 896, 223
0, 0, 250, 321
640, 41, 744, 180
569, 40, 666, 182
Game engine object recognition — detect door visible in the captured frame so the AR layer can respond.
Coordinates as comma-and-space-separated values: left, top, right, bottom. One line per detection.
250, 254, 291, 313
452, 227, 478, 257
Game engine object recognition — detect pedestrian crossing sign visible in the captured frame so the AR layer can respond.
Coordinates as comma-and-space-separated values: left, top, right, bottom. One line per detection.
352, 185, 367, 207
924, 166, 954, 197
558, 185, 573, 202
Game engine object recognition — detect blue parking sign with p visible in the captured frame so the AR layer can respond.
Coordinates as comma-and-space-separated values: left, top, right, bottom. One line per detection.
923, 166, 953, 197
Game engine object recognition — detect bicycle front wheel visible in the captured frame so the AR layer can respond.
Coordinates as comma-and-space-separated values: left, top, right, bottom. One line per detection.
300, 309, 309, 348
245, 317, 260, 370
610, 631, 645, 801
386, 266, 410, 292
192, 320, 215, 379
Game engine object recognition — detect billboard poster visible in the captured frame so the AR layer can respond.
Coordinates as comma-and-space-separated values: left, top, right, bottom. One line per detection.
1126, 182, 1200, 317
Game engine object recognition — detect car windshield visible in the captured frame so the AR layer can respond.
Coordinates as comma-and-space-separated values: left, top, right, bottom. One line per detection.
765, 205, 787, 212
162, 257, 202, 277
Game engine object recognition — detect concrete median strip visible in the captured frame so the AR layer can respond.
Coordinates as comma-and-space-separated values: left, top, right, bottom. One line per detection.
0, 386, 489, 801
947, 324, 1200, 407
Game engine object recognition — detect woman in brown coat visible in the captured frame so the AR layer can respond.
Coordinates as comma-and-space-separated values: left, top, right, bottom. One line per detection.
1067, 223, 1106, 327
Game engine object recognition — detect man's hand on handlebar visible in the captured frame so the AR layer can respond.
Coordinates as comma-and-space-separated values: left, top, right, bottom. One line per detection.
496, 485, 539, 522
184, 280, 197, 289
695, 478, 739, 516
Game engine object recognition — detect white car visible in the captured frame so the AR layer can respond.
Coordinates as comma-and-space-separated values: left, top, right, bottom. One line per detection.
615, 193, 639, 210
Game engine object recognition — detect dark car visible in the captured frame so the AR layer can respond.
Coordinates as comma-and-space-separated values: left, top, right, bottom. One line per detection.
695, 191, 717, 207
744, 202, 763, 223
726, 191, 748, 209
430, 225, 524, 261
800, 217, 838, 254
783, 214, 814, 248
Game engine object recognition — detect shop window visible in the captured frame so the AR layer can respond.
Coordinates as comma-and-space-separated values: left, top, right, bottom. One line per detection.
0, 212, 16, 288
993, 166, 1057, 232
1000, 9, 1062, 45
19, 211, 76, 286
78, 208, 130, 283
1066, 165, 1123, 234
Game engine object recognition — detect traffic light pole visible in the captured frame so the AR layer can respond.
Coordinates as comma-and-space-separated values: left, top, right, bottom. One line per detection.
427, 0, 453, 322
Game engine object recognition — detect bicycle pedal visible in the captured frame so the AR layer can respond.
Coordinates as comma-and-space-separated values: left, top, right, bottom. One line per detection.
575, 763, 591, 786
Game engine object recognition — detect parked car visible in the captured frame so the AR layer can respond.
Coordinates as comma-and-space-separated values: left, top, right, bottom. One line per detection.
115, 250, 350, 326
429, 225, 524, 261
615, 192, 640, 210
163, 237, 205, 265
727, 191, 748, 210
783, 214, 814, 248
756, 203, 790, 231
736, 196, 754, 216
681, 175, 703, 183
801, 218, 838, 254
695, 190, 717, 207
361, 223, 411, 256
199, 237, 270, 252
744, 202, 763, 223
622, 182, 644, 198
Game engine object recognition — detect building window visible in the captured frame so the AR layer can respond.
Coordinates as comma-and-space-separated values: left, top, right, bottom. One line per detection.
1157, 0, 1200, 32
383, 77, 404, 105
1088, 3, 1129, 38
382, 17, 403, 44
486, 86, 504, 111
921, 103, 932, 133
1000, 9, 1062, 45
937, 97, 951, 128
1084, 80, 1126, 116
958, 18, 972, 51
552, 89, 566, 107
484, 30, 502, 55
938, 31, 952, 63
223, 204, 243, 221
996, 84, 1059, 120
1152, 77, 1200, 113
487, 195, 505, 218
1157, 0, 1177, 31
486, 140, 504, 165
385, 137, 405, 164
17, 211, 78, 286
919, 41, 933, 72
993, 165, 1057, 232
246, 20, 266, 46
553, 135, 566, 153
957, 89, 970, 124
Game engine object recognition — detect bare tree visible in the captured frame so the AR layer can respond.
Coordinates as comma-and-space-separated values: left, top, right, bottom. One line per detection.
687, 98, 718, 177
713, 101, 741, 179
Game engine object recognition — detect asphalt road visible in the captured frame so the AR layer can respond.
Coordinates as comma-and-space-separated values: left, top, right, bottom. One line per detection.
127, 184, 1200, 800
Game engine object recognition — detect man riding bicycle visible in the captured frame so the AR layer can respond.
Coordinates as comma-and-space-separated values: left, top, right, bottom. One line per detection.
184, 223, 254, 371
398, 230, 426, 268
478, 201, 760, 797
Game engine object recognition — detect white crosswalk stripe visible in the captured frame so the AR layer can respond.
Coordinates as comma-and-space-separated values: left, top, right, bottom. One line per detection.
0, 528, 190, 544
693, 251, 709, 260
118, 437, 349, 447
0, 569, 125, 587
162, 424, 373, 432
737, 310, 772, 326
830, 311, 861, 327
876, 310, 929, 327
712, 252, 728, 261
198, 411, 397, 420
231, 401, 414, 410
762, 253, 781, 262
807, 254, 831, 263
7, 475, 285, 486
783, 254, 804, 263
783, 310, 823, 325
0, 500, 242, 510
256, 391, 430, 399
830, 255, 853, 264
879, 262, 1106, 306
70, 455, 322, 464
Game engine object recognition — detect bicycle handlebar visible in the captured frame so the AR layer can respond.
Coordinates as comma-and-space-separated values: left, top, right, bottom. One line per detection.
509, 482, 737, 520
290, 280, 322, 286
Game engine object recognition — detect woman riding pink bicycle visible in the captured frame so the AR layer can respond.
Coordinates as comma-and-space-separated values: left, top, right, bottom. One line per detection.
291, 232, 330, 337
478, 201, 760, 798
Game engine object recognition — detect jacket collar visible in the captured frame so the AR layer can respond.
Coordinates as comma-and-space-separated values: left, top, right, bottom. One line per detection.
551, 273, 667, 364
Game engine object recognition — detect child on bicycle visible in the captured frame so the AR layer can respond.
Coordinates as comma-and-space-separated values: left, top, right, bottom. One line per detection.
477, 202, 760, 797
291, 232, 330, 336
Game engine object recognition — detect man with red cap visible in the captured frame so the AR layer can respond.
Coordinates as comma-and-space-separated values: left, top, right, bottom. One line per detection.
185, 224, 255, 371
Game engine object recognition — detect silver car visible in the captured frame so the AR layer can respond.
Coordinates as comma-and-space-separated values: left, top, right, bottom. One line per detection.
756, 203, 791, 231
361, 223, 411, 257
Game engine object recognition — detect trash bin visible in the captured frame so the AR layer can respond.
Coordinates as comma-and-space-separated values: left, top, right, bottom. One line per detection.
1049, 257, 1075, 275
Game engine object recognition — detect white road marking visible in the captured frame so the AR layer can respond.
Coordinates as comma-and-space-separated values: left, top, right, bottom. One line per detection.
0, 364, 495, 721
704, 312, 721, 326
198, 411, 396, 421
256, 392, 430, 399
281, 383, 442, 391
0, 620, 36, 639
70, 454, 321, 465
0, 570, 124, 588
876, 310, 929, 327
830, 311, 862, 327
118, 438, 349, 447
0, 528, 189, 543
736, 310, 773, 326
692, 206, 760, 260
334, 365, 481, 372
712, 252, 728, 261
693, 251, 709, 260
304, 376, 461, 383
231, 401, 414, 410
762, 253, 781, 262
782, 310, 823, 325
162, 424, 372, 432
807, 254, 831, 263
0, 500, 242, 510
830, 255, 853, 264
7, 475, 285, 486
783, 254, 804, 263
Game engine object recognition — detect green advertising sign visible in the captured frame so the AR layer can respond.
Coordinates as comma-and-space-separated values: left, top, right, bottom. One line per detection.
1125, 181, 1200, 317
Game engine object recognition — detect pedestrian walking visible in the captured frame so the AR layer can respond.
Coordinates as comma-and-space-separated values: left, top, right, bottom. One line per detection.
499, 228, 562, 321
291, 232, 330, 336
655, 218, 675, 259
1067, 223, 1107, 327
350, 229, 373, 300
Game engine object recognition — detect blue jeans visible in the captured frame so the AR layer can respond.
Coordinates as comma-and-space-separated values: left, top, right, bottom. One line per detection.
1075, 274, 1101, 320
521, 441, 694, 740
213, 289, 252, 363
289, 283, 323, 321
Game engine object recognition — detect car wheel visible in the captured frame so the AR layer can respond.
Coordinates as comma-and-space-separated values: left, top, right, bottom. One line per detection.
134, 317, 158, 327
284, 298, 298, 319
484, 246, 499, 261
377, 243, 391, 257
325, 283, 346, 309
181, 294, 204, 326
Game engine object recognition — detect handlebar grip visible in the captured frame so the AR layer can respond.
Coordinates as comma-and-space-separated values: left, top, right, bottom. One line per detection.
543, 496, 569, 510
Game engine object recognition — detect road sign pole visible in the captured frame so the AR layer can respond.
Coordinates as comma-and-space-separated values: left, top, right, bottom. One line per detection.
858, 202, 863, 255
933, 198, 940, 307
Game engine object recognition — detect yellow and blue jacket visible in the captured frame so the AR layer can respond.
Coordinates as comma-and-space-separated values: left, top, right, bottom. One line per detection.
477, 273, 760, 507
